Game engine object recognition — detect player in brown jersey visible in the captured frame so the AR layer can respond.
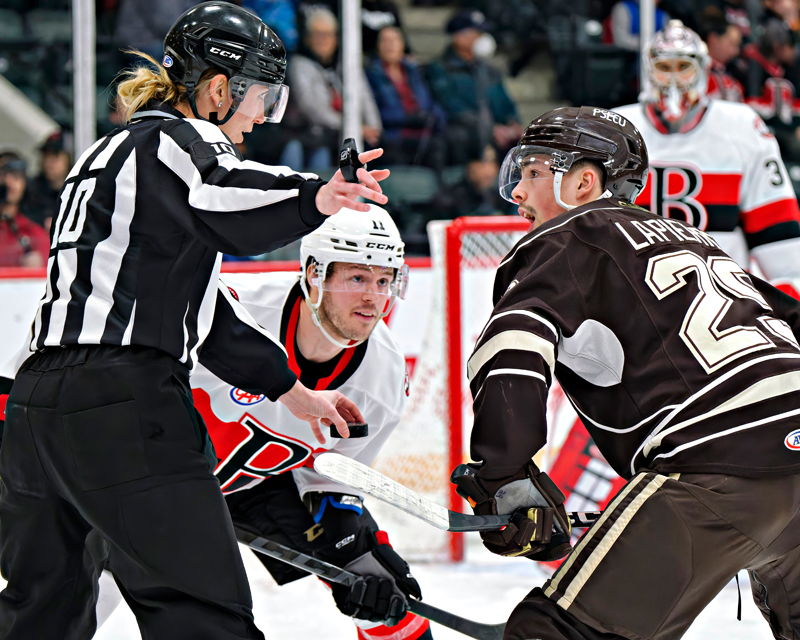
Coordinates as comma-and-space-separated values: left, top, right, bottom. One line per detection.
451, 106, 800, 640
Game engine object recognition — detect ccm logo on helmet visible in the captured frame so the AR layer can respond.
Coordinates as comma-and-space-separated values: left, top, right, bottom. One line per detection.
209, 47, 242, 60
785, 429, 800, 450
592, 108, 626, 127
365, 242, 395, 250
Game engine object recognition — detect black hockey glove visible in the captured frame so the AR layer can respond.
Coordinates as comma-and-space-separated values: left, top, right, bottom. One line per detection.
451, 461, 572, 561
328, 530, 421, 627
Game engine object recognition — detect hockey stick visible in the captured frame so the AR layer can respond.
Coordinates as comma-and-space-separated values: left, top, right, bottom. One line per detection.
313, 453, 602, 532
234, 527, 505, 640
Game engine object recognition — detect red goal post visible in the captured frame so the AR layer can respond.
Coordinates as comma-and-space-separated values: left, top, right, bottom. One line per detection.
370, 216, 531, 562
443, 216, 531, 560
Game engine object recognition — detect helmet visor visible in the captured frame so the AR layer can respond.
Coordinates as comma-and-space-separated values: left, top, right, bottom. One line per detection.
229, 78, 290, 123
315, 263, 409, 300
499, 145, 575, 203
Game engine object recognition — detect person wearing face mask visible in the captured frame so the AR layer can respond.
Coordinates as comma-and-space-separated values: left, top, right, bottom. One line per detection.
0, 3, 392, 639
427, 9, 522, 164
614, 21, 800, 295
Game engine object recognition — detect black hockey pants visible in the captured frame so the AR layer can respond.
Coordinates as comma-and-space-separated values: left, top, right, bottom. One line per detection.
0, 345, 264, 640
505, 471, 800, 640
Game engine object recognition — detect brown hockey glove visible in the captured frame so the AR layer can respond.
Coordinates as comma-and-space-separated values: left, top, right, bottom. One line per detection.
450, 461, 572, 561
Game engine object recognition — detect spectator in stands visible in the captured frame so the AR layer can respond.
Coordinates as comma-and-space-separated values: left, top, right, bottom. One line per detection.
115, 0, 196, 60
608, 0, 670, 51
698, 7, 745, 101
762, 0, 800, 44
366, 26, 446, 170
0, 153, 50, 268
295, 0, 406, 57
361, 0, 405, 56
695, 0, 751, 39
283, 7, 382, 170
25, 131, 72, 231
427, 10, 522, 165
433, 145, 510, 218
241, 0, 300, 52
734, 18, 800, 159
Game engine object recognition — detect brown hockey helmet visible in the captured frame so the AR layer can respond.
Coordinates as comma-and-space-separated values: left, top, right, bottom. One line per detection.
501, 106, 649, 204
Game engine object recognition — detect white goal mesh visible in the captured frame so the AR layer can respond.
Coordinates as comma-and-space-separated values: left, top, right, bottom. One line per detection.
370, 217, 529, 562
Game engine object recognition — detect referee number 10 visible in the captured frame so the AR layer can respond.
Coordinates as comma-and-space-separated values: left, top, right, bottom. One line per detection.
51, 178, 96, 248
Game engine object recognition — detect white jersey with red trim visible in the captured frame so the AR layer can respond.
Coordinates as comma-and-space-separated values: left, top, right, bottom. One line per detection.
614, 100, 800, 292
190, 271, 408, 498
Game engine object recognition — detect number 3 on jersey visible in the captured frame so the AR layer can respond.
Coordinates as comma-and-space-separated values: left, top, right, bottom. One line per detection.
645, 250, 800, 374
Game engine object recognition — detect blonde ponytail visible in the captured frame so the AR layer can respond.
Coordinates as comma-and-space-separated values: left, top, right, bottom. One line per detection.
116, 51, 223, 123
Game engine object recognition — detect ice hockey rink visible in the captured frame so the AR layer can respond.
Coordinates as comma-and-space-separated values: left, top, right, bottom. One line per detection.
7, 534, 760, 640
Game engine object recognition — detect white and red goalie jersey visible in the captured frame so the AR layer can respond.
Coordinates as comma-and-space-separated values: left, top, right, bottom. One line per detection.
190, 271, 408, 498
614, 99, 800, 298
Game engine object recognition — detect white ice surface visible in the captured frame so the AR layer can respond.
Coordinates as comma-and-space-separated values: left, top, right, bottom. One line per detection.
4, 533, 766, 640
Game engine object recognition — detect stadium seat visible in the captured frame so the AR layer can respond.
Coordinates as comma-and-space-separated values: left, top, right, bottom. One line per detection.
380, 165, 439, 205
16, 84, 42, 105
28, 10, 72, 43
0, 10, 24, 42
440, 165, 465, 187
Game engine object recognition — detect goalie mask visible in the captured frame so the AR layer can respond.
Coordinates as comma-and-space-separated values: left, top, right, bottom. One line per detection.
300, 206, 408, 349
644, 20, 711, 132
500, 106, 648, 210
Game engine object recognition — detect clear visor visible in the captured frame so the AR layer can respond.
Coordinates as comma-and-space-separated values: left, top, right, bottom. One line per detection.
498, 145, 575, 203
228, 78, 290, 123
647, 54, 701, 91
313, 263, 409, 300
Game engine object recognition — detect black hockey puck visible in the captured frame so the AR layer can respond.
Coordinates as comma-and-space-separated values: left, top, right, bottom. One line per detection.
329, 422, 368, 438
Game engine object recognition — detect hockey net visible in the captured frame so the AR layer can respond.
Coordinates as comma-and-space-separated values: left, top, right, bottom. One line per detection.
370, 217, 530, 562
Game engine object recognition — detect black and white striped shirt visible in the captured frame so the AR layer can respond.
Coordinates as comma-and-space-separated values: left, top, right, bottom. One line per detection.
31, 102, 326, 399
470, 198, 800, 482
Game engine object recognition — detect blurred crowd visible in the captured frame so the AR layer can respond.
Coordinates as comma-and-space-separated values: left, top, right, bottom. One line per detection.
4, 0, 800, 262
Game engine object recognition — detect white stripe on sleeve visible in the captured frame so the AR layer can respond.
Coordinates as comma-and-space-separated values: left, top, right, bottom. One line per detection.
467, 330, 555, 382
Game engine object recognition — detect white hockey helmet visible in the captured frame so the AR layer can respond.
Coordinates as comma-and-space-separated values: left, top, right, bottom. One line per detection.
299, 205, 408, 349
644, 21, 711, 129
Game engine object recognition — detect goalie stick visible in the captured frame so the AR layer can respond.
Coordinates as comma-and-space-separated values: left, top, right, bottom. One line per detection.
234, 527, 505, 640
313, 453, 601, 532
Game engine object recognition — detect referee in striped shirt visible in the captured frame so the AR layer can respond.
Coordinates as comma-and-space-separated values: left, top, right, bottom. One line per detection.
0, 4, 390, 639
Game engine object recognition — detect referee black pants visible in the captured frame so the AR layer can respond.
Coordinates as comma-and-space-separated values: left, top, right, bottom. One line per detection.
0, 345, 264, 640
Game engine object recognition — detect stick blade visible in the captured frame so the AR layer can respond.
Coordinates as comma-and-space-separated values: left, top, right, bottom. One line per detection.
314, 453, 451, 530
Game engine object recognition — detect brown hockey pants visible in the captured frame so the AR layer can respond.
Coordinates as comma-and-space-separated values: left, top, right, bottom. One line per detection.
505, 471, 800, 640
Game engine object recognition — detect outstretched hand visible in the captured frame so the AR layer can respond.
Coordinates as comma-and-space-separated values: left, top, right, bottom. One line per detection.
278, 380, 365, 443
315, 148, 392, 215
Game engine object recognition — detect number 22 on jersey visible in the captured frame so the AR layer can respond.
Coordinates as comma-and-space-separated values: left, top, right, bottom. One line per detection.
645, 250, 800, 374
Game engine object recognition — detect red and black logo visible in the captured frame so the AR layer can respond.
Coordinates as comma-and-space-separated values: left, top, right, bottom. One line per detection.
646, 163, 707, 230
227, 286, 239, 302
214, 413, 313, 493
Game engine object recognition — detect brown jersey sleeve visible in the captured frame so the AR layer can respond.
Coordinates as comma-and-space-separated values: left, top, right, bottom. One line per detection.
469, 233, 585, 483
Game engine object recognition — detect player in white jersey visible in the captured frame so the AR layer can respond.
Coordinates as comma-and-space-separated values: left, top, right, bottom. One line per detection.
613, 20, 800, 297
192, 206, 432, 640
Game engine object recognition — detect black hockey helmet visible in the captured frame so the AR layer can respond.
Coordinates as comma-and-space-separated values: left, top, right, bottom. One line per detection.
499, 106, 649, 206
163, 1, 289, 125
